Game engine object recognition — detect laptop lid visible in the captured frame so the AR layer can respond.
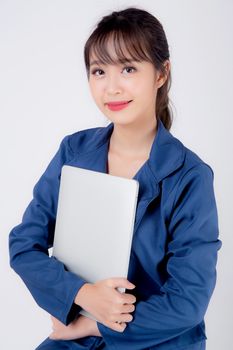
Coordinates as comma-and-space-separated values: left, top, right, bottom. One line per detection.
52, 165, 139, 320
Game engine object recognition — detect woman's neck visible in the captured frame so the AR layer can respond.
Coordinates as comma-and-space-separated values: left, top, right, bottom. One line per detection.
109, 118, 157, 159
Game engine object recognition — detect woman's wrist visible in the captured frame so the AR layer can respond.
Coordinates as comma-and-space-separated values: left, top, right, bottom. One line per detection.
74, 283, 92, 308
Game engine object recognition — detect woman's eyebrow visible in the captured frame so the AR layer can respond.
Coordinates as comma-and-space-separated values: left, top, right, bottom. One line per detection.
90, 59, 139, 66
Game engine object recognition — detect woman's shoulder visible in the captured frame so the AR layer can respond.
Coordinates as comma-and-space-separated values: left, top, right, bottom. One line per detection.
159, 132, 215, 205
181, 143, 214, 178
161, 137, 216, 218
157, 123, 215, 183
61, 125, 107, 157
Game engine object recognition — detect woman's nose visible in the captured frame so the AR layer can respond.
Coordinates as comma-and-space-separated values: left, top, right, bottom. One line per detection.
105, 74, 123, 94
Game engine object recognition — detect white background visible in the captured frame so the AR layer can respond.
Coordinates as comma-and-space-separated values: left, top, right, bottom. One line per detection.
1, 1, 232, 349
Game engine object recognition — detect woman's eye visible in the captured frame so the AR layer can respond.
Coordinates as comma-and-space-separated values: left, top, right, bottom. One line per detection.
91, 69, 104, 76
122, 66, 136, 74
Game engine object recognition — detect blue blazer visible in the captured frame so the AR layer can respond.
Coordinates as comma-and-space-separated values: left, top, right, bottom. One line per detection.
9, 120, 221, 350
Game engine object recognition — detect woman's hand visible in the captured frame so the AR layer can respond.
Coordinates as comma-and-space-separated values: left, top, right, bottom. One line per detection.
75, 278, 136, 333
49, 314, 102, 341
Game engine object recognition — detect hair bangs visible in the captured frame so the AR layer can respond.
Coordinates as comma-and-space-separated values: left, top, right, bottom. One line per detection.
86, 29, 152, 73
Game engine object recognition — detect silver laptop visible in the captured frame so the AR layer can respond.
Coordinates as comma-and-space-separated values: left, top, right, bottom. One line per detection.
52, 165, 139, 321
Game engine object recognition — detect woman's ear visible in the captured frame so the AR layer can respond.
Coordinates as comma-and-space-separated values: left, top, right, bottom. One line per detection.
157, 60, 170, 88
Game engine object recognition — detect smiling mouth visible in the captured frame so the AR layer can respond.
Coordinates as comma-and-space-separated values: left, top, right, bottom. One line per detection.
106, 100, 133, 106
106, 100, 133, 111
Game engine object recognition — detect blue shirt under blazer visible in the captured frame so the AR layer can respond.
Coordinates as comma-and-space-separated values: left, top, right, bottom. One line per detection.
9, 120, 222, 350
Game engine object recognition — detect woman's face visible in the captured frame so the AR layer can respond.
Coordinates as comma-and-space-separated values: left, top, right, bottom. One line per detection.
88, 45, 168, 127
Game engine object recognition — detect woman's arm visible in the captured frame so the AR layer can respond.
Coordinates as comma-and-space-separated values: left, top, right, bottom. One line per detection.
8, 135, 88, 325
49, 315, 102, 340
96, 163, 222, 349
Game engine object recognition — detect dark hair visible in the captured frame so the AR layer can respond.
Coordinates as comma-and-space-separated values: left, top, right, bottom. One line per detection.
84, 7, 173, 130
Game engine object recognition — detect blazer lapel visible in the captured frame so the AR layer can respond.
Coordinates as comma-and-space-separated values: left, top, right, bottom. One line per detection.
131, 120, 185, 232
67, 120, 185, 234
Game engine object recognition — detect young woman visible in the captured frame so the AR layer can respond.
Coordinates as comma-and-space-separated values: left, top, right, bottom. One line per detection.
9, 7, 221, 350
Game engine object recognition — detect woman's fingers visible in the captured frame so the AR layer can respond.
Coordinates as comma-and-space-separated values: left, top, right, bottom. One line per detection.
117, 313, 134, 323
121, 303, 135, 313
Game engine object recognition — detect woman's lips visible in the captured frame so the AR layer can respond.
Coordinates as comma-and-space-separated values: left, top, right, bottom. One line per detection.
106, 100, 132, 111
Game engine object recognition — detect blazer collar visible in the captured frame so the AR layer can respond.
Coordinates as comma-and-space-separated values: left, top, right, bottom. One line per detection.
68, 120, 185, 199
68, 119, 185, 230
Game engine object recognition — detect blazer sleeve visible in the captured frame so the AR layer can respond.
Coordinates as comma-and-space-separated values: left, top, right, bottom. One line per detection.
97, 163, 222, 349
8, 135, 88, 325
